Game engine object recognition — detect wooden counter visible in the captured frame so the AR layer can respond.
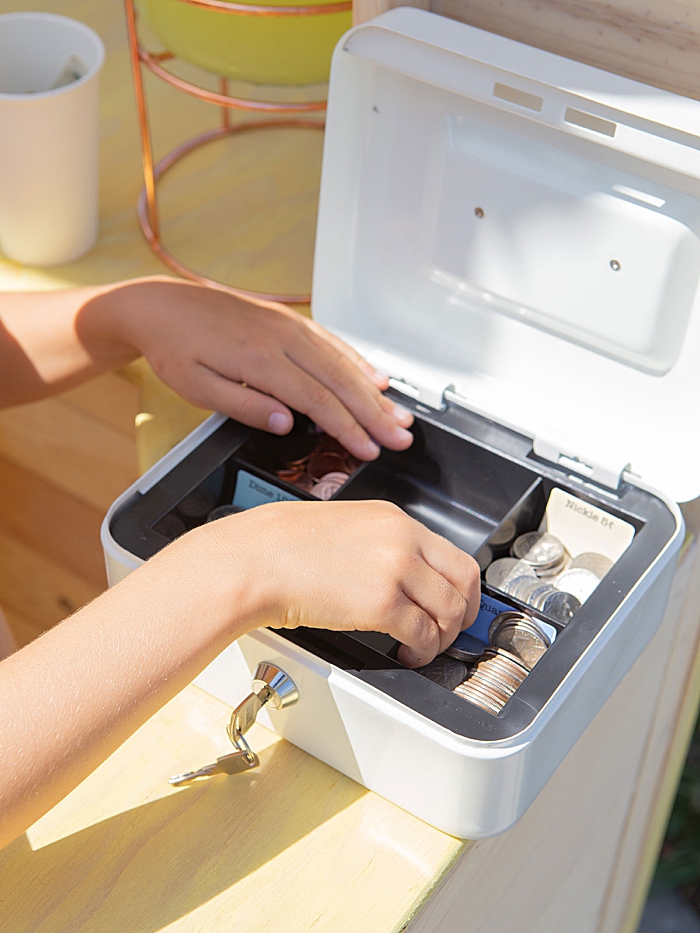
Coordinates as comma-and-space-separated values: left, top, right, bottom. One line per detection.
1, 0, 700, 931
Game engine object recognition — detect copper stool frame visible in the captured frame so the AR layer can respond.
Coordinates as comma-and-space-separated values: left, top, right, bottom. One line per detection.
124, 0, 351, 303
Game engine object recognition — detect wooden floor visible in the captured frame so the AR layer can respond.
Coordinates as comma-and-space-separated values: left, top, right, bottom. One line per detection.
0, 374, 140, 647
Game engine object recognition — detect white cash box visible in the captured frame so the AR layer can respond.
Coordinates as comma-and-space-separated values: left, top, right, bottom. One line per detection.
102, 8, 700, 838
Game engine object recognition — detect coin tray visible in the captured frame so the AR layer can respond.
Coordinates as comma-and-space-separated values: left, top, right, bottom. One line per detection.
108, 390, 673, 743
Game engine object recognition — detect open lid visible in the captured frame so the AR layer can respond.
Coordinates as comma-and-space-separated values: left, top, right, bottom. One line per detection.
312, 8, 700, 501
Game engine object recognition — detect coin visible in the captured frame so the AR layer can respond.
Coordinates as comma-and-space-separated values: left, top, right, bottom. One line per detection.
445, 631, 485, 661
541, 590, 581, 625
524, 583, 557, 609
485, 557, 536, 590
416, 655, 468, 690
569, 552, 613, 580
489, 518, 517, 548
319, 471, 350, 485
555, 567, 600, 604
509, 577, 545, 603
488, 612, 550, 669
454, 680, 504, 714
531, 584, 559, 610
308, 451, 347, 482
310, 479, 342, 500
512, 531, 566, 573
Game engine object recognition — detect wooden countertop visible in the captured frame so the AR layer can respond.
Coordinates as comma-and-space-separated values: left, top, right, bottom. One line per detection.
2, 1, 700, 931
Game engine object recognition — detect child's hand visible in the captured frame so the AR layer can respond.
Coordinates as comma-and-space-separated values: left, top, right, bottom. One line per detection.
185, 499, 481, 668
116, 279, 414, 461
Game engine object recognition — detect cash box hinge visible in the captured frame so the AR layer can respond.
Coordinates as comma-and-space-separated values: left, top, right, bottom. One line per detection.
532, 437, 629, 492
367, 349, 453, 410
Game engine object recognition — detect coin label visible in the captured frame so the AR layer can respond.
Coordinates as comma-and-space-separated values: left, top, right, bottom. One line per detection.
233, 470, 301, 511
466, 592, 515, 642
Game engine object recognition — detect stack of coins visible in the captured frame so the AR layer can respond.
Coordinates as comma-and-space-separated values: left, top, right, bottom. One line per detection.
419, 611, 551, 715
453, 648, 530, 714
484, 531, 613, 623
275, 434, 362, 499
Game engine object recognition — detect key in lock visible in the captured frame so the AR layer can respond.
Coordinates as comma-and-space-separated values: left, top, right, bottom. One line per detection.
169, 661, 299, 787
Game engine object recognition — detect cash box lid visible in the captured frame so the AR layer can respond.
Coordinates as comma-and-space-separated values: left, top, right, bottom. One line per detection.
312, 8, 700, 502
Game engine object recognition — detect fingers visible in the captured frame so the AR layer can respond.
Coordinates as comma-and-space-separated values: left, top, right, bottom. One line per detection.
188, 364, 295, 435
419, 531, 481, 630
304, 318, 389, 390
398, 562, 468, 666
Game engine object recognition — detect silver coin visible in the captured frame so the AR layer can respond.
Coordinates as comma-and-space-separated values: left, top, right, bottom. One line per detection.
489, 518, 517, 547
512, 532, 565, 571
444, 631, 485, 662
503, 574, 537, 598
541, 590, 581, 625
555, 567, 600, 604
485, 557, 522, 590
510, 578, 546, 603
488, 612, 550, 669
569, 552, 613, 580
524, 583, 556, 609
416, 655, 469, 690
535, 554, 569, 578
532, 584, 559, 610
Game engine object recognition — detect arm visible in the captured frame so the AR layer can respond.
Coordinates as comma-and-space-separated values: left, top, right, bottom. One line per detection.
0, 277, 413, 460
0, 500, 480, 848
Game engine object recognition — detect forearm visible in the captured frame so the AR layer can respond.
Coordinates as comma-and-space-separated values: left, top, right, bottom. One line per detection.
0, 277, 171, 408
0, 523, 262, 848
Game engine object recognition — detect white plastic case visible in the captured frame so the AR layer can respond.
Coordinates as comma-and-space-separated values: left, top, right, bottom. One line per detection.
102, 9, 699, 837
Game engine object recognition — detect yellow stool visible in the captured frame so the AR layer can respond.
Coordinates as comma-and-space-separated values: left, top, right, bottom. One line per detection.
125, 0, 351, 303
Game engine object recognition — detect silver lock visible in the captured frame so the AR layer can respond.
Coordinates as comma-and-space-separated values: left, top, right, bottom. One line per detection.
169, 661, 299, 786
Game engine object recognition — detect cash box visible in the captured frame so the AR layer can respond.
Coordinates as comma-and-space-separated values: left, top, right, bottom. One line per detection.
102, 8, 700, 837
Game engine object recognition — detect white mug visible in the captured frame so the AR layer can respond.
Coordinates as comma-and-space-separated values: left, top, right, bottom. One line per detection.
0, 12, 104, 266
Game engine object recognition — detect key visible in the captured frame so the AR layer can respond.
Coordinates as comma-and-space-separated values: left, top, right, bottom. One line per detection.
169, 748, 260, 787
228, 685, 272, 741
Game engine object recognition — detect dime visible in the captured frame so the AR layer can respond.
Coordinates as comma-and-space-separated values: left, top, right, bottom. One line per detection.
485, 557, 535, 591
488, 612, 550, 669
569, 552, 613, 580
445, 631, 485, 662
454, 680, 504, 715
555, 567, 600, 604
512, 531, 566, 573
541, 590, 581, 625
416, 655, 468, 690
206, 504, 244, 522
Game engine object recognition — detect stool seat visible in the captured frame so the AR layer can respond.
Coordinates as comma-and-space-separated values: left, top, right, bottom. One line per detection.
137, 0, 351, 85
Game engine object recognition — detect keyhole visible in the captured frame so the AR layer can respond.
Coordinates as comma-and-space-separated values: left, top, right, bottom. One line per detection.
474, 207, 484, 218
610, 259, 621, 271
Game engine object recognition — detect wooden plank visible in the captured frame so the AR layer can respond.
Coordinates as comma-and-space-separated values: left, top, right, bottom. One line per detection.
0, 685, 462, 933
0, 455, 107, 589
0, 529, 100, 632
597, 523, 700, 932
0, 397, 138, 514
402, 603, 676, 932
59, 373, 139, 438
352, 0, 700, 102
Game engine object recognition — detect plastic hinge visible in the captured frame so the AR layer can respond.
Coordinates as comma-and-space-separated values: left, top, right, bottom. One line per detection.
532, 437, 629, 491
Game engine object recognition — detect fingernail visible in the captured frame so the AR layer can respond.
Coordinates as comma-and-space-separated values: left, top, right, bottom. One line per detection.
392, 426, 413, 445
268, 411, 293, 435
397, 645, 422, 668
392, 404, 414, 427
371, 368, 389, 385
365, 439, 381, 458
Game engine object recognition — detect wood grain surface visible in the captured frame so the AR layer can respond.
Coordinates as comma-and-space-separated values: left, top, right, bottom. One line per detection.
353, 0, 700, 101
